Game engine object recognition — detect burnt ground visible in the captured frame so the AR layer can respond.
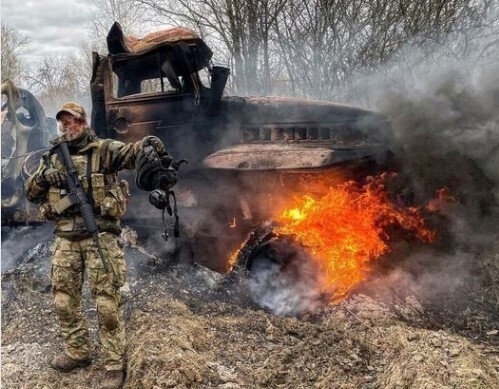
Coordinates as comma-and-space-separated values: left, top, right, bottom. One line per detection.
1, 222, 499, 389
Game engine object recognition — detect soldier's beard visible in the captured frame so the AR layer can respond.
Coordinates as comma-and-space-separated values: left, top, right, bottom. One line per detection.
64, 131, 80, 140
60, 126, 85, 140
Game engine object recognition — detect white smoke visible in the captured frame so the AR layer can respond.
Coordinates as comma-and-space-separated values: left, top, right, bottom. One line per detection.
245, 240, 331, 316
1, 224, 54, 273
339, 15, 499, 211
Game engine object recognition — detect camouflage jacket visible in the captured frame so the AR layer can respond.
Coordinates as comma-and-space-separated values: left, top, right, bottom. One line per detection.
25, 128, 143, 239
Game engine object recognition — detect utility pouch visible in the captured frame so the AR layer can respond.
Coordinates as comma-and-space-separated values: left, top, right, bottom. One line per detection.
48, 187, 62, 205
100, 184, 127, 219
92, 173, 106, 203
39, 202, 56, 220
52, 195, 76, 214
42, 187, 61, 219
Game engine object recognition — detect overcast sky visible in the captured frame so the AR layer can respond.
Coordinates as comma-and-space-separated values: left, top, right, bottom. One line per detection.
2, 0, 96, 71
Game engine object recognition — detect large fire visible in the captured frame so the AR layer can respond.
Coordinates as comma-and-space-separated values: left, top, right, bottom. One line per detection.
273, 173, 436, 302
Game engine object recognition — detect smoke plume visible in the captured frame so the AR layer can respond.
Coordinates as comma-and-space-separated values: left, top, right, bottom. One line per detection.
335, 17, 499, 310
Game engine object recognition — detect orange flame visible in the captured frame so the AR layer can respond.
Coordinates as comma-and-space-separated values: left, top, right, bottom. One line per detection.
274, 174, 436, 302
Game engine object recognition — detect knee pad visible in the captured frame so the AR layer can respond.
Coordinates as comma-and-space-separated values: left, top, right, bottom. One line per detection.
53, 292, 74, 319
97, 296, 121, 331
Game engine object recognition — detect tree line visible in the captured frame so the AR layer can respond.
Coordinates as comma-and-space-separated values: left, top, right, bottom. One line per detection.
2, 0, 498, 113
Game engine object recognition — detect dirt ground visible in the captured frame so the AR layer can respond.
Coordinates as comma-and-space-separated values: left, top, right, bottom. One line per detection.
2, 223, 499, 389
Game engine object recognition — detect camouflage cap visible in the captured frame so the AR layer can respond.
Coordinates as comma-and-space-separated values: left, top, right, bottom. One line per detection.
56, 102, 87, 121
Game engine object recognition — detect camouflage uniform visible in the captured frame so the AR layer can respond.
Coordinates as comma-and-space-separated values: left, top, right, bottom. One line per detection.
25, 127, 147, 371
50, 233, 126, 369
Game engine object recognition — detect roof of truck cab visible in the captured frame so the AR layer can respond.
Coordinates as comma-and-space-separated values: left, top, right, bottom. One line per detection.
107, 21, 212, 58
124, 28, 204, 53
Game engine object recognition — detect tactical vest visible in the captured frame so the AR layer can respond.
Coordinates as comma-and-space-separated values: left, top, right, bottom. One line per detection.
39, 140, 130, 221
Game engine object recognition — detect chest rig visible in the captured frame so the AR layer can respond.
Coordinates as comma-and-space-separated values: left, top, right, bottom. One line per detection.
43, 140, 129, 220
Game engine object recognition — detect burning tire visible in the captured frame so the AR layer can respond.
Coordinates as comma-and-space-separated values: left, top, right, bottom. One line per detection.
227, 172, 441, 315
232, 225, 330, 315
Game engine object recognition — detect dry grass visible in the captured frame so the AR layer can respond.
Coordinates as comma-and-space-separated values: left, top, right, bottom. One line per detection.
2, 235, 498, 388
122, 293, 499, 389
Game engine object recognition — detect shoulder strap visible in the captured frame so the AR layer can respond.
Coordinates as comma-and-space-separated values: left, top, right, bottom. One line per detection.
46, 147, 58, 168
91, 140, 103, 174
98, 139, 114, 174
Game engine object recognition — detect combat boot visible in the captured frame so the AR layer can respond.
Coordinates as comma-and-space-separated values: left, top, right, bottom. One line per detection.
102, 370, 125, 389
50, 354, 91, 372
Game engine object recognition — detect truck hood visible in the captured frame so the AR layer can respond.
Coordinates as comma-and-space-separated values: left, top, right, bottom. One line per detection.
202, 143, 387, 171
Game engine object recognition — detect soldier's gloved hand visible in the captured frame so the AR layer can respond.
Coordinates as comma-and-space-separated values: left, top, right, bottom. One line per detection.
142, 135, 167, 156
43, 168, 67, 188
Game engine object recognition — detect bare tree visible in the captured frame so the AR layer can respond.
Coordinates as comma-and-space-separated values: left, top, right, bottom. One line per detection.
274, 0, 499, 100
1, 23, 30, 83
100, 0, 498, 101
24, 0, 151, 115
69, 41, 97, 91
134, 0, 287, 95
89, 0, 148, 49
25, 55, 89, 115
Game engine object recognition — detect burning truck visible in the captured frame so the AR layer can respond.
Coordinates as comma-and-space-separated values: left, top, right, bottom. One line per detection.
2, 22, 440, 308
90, 22, 441, 303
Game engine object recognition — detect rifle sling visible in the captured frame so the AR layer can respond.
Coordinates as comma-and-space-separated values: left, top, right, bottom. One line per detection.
86, 148, 94, 205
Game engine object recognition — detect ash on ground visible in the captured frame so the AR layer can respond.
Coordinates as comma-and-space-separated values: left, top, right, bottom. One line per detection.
2, 222, 499, 389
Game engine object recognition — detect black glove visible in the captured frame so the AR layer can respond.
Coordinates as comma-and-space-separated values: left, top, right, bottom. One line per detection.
142, 136, 167, 157
136, 138, 175, 191
43, 168, 67, 188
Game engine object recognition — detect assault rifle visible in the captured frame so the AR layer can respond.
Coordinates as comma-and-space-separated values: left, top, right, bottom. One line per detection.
53, 141, 110, 273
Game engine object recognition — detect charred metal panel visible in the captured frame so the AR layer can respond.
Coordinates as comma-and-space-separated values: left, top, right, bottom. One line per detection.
106, 21, 213, 71
90, 52, 109, 137
202, 143, 388, 170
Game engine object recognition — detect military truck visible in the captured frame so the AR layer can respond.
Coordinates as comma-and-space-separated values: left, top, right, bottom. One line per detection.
88, 22, 393, 270
2, 22, 393, 272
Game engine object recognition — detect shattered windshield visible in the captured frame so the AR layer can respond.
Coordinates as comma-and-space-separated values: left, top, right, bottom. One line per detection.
111, 49, 182, 98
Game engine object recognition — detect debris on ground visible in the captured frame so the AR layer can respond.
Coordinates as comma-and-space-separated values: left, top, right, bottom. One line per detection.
1, 224, 499, 388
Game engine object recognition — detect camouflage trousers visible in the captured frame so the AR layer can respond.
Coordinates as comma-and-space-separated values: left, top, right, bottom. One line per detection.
51, 232, 127, 371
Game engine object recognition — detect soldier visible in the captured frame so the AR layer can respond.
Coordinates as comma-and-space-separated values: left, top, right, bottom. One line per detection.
25, 102, 176, 389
